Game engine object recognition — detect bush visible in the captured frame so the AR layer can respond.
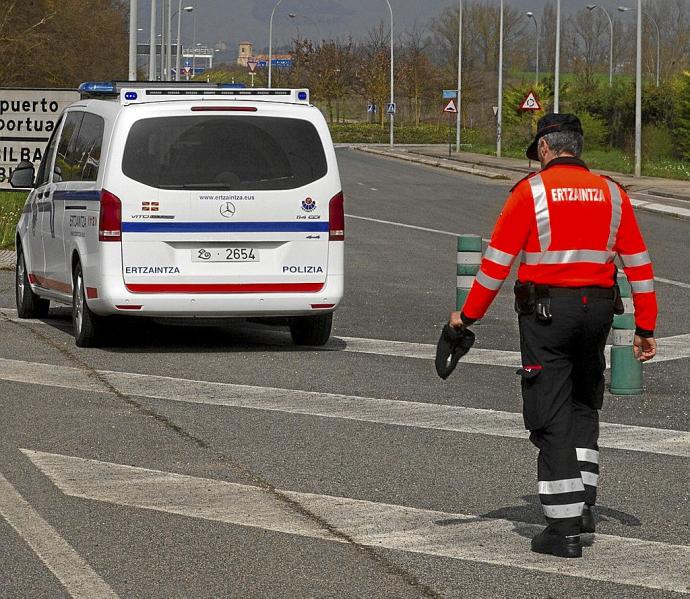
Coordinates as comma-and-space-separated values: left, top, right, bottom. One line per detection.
579, 112, 609, 150
0, 192, 26, 249
642, 124, 674, 159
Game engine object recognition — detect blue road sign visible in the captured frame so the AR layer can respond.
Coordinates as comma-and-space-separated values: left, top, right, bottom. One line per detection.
443, 89, 459, 100
367, 103, 377, 113
386, 102, 396, 115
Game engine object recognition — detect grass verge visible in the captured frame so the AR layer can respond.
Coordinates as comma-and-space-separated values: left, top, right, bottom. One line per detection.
0, 191, 26, 250
330, 123, 690, 181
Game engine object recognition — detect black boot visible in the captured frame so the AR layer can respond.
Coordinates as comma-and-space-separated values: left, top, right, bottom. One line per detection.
581, 505, 595, 533
531, 529, 582, 558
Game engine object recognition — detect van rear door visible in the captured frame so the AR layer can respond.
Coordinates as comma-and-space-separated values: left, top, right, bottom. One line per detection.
118, 111, 333, 294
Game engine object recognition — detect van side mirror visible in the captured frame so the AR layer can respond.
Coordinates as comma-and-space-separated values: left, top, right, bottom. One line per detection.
9, 161, 35, 188
53, 165, 62, 183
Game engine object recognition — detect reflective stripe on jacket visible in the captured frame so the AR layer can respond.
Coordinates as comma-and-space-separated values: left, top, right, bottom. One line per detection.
461, 158, 658, 332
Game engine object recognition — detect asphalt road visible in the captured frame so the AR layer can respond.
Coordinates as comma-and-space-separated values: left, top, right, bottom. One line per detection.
0, 148, 687, 598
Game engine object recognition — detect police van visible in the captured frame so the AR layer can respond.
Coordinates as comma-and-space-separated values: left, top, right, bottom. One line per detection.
11, 82, 344, 347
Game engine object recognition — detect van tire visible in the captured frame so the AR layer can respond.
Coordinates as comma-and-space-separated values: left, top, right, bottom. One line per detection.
72, 262, 104, 348
16, 245, 50, 318
289, 313, 332, 346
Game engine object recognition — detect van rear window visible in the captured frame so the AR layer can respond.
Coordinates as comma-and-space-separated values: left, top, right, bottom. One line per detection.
122, 115, 327, 190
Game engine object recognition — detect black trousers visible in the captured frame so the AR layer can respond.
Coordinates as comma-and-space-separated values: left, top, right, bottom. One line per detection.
517, 290, 614, 536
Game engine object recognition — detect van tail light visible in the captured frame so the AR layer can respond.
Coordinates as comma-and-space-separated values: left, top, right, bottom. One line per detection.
329, 191, 344, 241
99, 189, 122, 242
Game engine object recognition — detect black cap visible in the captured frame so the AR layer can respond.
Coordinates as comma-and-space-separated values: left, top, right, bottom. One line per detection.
526, 113, 584, 161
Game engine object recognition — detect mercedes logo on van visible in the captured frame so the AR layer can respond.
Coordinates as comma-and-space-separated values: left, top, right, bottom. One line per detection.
219, 202, 236, 218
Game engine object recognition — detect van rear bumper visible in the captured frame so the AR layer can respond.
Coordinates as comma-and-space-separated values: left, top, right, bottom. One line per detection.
88, 274, 343, 317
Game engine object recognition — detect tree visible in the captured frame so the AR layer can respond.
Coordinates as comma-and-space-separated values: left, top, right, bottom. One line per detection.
0, 0, 128, 87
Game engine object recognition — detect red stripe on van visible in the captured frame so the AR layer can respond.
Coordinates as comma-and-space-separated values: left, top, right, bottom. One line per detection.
31, 274, 72, 294
190, 106, 258, 112
125, 282, 325, 294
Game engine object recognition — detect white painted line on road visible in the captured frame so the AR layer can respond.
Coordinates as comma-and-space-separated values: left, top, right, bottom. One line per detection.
655, 277, 690, 289
369, 187, 378, 191
334, 333, 690, 368
346, 214, 478, 239
336, 335, 519, 366
0, 357, 687, 457
0, 470, 118, 598
22, 450, 690, 595
630, 198, 690, 219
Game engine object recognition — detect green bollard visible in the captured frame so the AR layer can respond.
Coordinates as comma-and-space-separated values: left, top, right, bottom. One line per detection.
456, 234, 482, 311
609, 274, 643, 395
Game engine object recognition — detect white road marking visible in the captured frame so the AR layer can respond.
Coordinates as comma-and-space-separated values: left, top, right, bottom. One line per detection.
346, 214, 474, 238
22, 450, 690, 595
369, 187, 378, 191
333, 333, 690, 367
0, 470, 118, 598
0, 308, 688, 366
346, 214, 689, 289
0, 357, 687, 457
655, 276, 690, 289
629, 198, 690, 219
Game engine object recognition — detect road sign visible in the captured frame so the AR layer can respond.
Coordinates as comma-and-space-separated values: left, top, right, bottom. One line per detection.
367, 103, 377, 114
443, 89, 458, 100
247, 60, 257, 74
443, 99, 458, 114
0, 88, 80, 190
492, 105, 499, 116
184, 60, 191, 68
386, 103, 396, 115
519, 90, 542, 111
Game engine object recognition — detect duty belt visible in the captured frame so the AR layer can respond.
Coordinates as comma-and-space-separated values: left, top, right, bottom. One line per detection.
546, 286, 614, 299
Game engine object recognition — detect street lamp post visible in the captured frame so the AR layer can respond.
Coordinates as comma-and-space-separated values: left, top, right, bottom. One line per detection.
160, 1, 166, 80
497, 0, 504, 157
554, 0, 561, 112
268, 0, 285, 88
166, 0, 173, 80
634, 0, 642, 176
526, 11, 539, 86
149, 0, 156, 80
587, 4, 614, 86
176, 5, 194, 81
385, 0, 394, 147
456, 0, 462, 152
619, 6, 660, 87
128, 0, 137, 81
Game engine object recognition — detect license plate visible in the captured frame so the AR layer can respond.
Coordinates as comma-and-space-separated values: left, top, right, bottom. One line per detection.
192, 247, 259, 262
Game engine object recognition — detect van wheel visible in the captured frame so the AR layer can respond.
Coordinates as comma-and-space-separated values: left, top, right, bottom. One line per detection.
289, 313, 333, 346
72, 262, 103, 348
16, 245, 50, 318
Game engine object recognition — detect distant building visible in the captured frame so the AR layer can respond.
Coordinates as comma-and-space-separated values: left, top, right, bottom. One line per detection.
237, 42, 254, 67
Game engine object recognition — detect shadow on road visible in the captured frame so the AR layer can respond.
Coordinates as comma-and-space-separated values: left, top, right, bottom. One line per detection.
19, 307, 350, 354
434, 494, 641, 543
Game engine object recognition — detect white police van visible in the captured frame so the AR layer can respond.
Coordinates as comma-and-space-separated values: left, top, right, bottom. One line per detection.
11, 82, 344, 347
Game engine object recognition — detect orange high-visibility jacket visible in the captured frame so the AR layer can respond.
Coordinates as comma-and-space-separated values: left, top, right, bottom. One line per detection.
461, 158, 657, 334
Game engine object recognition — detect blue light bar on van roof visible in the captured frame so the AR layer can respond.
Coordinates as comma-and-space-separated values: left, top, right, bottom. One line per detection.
78, 81, 117, 94
78, 82, 312, 105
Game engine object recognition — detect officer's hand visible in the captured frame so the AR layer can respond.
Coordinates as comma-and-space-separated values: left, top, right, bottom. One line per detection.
633, 335, 656, 362
449, 311, 465, 330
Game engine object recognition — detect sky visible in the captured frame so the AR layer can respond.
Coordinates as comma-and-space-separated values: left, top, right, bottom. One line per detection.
135, 0, 640, 64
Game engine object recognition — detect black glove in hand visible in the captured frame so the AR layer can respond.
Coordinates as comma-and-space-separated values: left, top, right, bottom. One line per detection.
434, 324, 476, 380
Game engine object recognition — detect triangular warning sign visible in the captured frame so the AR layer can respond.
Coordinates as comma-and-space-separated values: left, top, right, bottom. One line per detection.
519, 90, 542, 111
444, 99, 458, 113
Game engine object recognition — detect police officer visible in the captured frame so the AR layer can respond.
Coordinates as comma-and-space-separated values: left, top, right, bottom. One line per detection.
449, 113, 657, 558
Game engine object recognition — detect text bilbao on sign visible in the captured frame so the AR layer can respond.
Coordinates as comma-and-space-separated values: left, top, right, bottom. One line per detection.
0, 89, 80, 187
